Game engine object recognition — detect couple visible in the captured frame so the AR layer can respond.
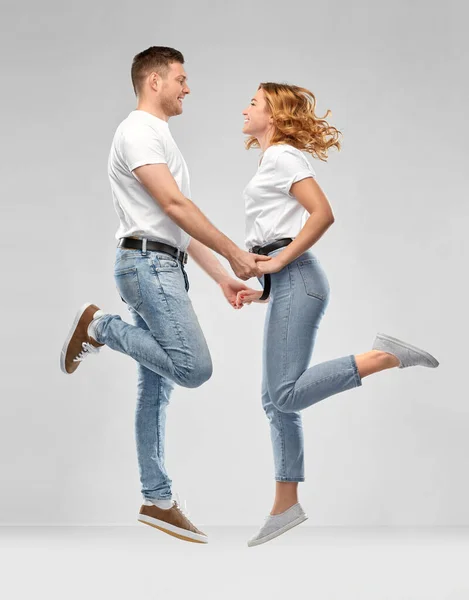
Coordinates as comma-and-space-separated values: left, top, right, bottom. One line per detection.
60, 46, 439, 547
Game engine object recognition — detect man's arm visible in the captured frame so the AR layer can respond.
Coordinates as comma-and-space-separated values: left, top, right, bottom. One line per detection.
187, 238, 231, 284
133, 163, 270, 280
187, 238, 260, 310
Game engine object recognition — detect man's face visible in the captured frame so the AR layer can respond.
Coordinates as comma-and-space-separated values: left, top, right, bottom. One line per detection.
159, 62, 190, 117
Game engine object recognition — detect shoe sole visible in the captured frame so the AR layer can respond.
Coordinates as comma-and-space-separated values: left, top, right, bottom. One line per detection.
376, 333, 439, 368
60, 302, 93, 374
247, 514, 308, 547
138, 514, 208, 544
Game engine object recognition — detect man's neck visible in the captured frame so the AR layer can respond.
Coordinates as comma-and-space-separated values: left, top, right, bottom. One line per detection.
135, 104, 169, 123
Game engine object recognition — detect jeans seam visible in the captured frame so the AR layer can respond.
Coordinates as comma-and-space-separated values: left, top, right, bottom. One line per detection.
152, 270, 191, 374
276, 266, 294, 478
156, 376, 163, 460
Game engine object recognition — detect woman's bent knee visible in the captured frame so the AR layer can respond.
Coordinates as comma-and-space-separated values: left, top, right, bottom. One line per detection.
271, 394, 296, 414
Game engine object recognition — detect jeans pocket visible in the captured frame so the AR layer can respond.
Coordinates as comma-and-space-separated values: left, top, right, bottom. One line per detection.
114, 266, 143, 310
152, 253, 179, 272
297, 260, 329, 301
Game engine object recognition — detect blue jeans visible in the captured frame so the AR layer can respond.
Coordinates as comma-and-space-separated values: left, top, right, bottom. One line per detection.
92, 247, 213, 501
261, 248, 362, 482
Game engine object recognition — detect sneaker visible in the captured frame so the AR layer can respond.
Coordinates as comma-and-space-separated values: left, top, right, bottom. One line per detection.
138, 500, 208, 544
60, 303, 104, 374
247, 503, 308, 547
372, 333, 439, 368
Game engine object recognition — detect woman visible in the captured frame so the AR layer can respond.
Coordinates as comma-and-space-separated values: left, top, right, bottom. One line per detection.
235, 83, 439, 547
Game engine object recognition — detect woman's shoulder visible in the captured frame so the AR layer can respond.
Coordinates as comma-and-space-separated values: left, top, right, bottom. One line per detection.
267, 144, 309, 165
266, 143, 303, 156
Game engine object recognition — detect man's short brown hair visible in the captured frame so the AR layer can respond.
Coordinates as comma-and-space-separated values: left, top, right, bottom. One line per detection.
131, 46, 185, 96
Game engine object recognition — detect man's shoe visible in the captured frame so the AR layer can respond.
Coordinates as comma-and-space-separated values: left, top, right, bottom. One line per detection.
372, 333, 439, 369
138, 501, 208, 544
60, 303, 105, 375
247, 503, 308, 547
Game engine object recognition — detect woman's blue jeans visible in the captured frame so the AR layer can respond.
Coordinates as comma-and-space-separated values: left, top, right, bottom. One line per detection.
261, 248, 362, 482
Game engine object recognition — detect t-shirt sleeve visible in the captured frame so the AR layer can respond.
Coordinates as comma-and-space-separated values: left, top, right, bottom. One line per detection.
121, 124, 167, 172
274, 148, 316, 196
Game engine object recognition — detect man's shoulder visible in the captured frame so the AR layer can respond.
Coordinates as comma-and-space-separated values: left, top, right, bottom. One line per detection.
117, 113, 168, 146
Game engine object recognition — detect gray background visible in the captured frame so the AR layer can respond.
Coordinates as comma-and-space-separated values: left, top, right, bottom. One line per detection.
1, 0, 467, 526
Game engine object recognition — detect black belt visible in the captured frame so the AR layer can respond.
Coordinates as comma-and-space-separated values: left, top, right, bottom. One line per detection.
118, 237, 188, 265
249, 238, 293, 300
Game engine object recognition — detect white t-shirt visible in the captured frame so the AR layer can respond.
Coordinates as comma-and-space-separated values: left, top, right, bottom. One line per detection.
108, 109, 191, 251
243, 144, 316, 249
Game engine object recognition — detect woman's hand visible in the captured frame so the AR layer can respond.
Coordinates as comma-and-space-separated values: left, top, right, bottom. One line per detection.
255, 255, 286, 275
235, 288, 269, 307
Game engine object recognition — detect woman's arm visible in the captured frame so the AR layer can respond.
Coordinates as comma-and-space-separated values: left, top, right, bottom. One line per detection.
258, 177, 335, 274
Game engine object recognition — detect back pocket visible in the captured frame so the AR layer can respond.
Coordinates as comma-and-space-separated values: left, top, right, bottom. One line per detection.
297, 260, 329, 301
114, 267, 143, 310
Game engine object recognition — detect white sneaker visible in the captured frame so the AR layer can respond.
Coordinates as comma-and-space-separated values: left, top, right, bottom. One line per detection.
247, 503, 308, 547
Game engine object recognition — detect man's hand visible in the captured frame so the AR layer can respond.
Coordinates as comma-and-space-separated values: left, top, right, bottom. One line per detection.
219, 277, 259, 310
227, 249, 271, 281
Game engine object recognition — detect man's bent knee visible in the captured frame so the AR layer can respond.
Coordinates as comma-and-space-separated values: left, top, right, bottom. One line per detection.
175, 357, 213, 389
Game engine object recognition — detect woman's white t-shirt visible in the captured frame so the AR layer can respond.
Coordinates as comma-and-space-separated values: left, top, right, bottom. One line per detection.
243, 144, 316, 249
108, 110, 191, 251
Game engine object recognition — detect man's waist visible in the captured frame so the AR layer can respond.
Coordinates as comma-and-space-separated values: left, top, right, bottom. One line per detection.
118, 237, 188, 265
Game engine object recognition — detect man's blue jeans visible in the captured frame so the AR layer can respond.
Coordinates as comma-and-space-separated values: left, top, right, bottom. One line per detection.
261, 248, 362, 482
93, 247, 213, 501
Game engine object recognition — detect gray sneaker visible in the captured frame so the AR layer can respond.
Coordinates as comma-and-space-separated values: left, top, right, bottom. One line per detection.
247, 503, 308, 547
372, 333, 439, 369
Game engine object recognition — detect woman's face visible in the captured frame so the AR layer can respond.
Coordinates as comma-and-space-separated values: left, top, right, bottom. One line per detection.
242, 88, 273, 137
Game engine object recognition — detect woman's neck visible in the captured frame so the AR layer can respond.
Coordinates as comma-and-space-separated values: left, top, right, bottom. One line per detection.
257, 129, 274, 153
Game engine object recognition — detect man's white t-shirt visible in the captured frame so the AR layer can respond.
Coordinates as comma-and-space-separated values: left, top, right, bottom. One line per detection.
108, 109, 191, 251
243, 144, 316, 249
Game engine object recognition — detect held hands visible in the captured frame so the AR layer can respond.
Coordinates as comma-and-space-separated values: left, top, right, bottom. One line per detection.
235, 288, 269, 307
254, 255, 285, 275
219, 277, 259, 310
219, 277, 268, 309
228, 249, 271, 281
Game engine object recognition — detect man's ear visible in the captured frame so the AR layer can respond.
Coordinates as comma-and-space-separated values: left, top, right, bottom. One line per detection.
149, 72, 160, 92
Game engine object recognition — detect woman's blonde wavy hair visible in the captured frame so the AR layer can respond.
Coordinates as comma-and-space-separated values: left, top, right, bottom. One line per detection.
245, 83, 342, 161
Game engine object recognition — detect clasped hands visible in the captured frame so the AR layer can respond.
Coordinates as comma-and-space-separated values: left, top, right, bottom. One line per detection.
220, 254, 286, 310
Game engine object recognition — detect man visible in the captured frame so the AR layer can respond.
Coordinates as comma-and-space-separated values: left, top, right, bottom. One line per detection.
60, 46, 269, 544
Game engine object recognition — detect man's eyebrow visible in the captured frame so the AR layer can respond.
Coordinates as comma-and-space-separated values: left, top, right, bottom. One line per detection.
177, 75, 188, 81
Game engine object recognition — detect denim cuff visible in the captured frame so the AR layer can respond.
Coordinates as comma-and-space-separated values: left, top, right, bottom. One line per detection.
349, 354, 362, 388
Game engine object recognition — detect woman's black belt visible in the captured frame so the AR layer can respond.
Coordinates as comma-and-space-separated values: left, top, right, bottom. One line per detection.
249, 238, 293, 300
118, 237, 188, 265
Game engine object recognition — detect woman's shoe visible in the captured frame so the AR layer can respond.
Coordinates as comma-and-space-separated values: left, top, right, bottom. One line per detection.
372, 333, 439, 369
247, 503, 308, 547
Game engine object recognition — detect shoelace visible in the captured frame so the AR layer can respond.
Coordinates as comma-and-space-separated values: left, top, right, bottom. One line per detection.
73, 341, 101, 363
173, 493, 191, 521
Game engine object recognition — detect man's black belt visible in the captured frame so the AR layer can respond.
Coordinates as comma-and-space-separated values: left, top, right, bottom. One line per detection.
118, 237, 188, 265
249, 238, 293, 301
